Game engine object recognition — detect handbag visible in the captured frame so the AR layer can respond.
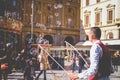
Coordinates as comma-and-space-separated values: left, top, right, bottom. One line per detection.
89, 42, 111, 80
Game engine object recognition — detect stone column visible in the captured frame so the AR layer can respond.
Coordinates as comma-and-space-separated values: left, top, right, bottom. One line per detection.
113, 29, 119, 39
101, 30, 106, 40
116, 0, 120, 21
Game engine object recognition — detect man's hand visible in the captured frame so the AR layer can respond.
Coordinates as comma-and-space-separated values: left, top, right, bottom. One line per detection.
68, 73, 79, 80
1, 63, 8, 70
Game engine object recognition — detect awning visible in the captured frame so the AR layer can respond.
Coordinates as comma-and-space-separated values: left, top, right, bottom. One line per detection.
76, 40, 120, 46
102, 40, 120, 45
76, 40, 120, 51
75, 41, 92, 46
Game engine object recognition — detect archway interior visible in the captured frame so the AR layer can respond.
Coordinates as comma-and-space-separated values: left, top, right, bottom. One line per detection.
44, 35, 53, 44
64, 36, 74, 46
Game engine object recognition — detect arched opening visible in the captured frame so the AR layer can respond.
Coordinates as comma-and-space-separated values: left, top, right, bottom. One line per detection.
107, 32, 113, 39
86, 35, 89, 40
44, 35, 53, 44
64, 36, 74, 46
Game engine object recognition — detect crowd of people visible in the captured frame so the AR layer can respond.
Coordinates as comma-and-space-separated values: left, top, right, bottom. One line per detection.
0, 27, 120, 80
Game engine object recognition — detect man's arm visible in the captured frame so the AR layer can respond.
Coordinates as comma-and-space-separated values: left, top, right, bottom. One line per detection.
0, 55, 7, 61
69, 73, 79, 80
68, 44, 102, 80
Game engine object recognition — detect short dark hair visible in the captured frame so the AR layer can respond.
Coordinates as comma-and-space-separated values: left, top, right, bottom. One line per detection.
91, 27, 101, 39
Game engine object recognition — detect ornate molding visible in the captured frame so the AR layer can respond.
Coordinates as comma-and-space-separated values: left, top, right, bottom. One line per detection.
94, 7, 102, 11
84, 10, 91, 14
106, 4, 115, 9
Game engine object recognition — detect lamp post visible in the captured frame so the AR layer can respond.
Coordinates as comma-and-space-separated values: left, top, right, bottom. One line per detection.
30, 0, 34, 41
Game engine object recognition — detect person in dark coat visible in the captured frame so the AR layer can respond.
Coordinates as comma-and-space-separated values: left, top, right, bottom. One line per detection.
0, 43, 12, 80
78, 51, 85, 73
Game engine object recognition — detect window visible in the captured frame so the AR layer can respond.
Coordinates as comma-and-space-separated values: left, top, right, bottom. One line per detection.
95, 12, 100, 25
107, 10, 113, 23
47, 4, 51, 11
84, 10, 91, 27
84, 15, 90, 27
67, 0, 72, 2
67, 18, 73, 28
94, 7, 102, 26
96, 0, 100, 3
86, 0, 89, 6
106, 4, 115, 24
108, 10, 113, 21
46, 16, 51, 26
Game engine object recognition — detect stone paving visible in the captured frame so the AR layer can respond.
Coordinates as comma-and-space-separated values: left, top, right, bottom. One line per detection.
109, 66, 120, 80
3, 65, 120, 80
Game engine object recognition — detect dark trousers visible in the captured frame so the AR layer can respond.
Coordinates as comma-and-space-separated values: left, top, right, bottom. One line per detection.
24, 66, 35, 80
35, 70, 46, 80
0, 62, 2, 80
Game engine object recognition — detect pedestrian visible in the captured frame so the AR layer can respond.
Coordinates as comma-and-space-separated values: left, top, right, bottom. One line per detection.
71, 55, 77, 73
16, 48, 26, 71
112, 52, 120, 72
35, 49, 48, 80
0, 42, 5, 80
69, 27, 113, 80
24, 59, 35, 80
0, 43, 12, 80
23, 46, 36, 80
78, 51, 85, 73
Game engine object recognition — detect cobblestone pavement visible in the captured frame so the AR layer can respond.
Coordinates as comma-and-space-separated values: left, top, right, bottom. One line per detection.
4, 65, 120, 80
109, 66, 120, 80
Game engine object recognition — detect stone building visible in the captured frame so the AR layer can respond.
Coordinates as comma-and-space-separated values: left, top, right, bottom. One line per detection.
0, 0, 80, 48
78, 0, 120, 52
22, 0, 80, 46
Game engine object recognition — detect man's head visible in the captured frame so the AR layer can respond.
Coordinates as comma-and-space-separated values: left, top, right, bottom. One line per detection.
88, 27, 101, 42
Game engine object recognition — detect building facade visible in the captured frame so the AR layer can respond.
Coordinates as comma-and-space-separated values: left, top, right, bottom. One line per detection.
0, 0, 80, 48
0, 0, 23, 52
22, 0, 80, 46
79, 0, 120, 51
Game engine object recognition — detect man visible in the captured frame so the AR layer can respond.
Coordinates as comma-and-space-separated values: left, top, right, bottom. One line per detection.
69, 27, 112, 80
0, 43, 12, 80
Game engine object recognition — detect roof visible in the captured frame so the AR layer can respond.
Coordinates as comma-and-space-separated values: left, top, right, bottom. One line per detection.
76, 40, 120, 51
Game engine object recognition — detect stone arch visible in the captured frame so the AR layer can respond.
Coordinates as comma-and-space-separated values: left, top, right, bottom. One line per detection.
64, 36, 74, 46
44, 35, 53, 44
107, 32, 113, 39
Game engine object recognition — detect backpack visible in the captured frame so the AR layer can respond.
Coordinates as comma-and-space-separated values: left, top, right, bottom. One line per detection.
89, 42, 112, 80
96, 42, 111, 77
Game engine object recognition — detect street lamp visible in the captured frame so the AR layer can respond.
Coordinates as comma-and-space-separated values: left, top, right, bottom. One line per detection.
30, 0, 34, 41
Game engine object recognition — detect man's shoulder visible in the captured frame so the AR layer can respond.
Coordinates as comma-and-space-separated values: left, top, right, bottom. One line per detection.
92, 42, 102, 49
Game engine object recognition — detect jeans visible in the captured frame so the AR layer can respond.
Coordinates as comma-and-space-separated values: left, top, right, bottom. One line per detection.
78, 66, 83, 73
97, 76, 110, 80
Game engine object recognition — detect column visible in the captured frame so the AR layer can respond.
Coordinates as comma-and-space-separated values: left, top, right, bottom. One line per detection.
113, 29, 119, 39
116, 0, 120, 21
